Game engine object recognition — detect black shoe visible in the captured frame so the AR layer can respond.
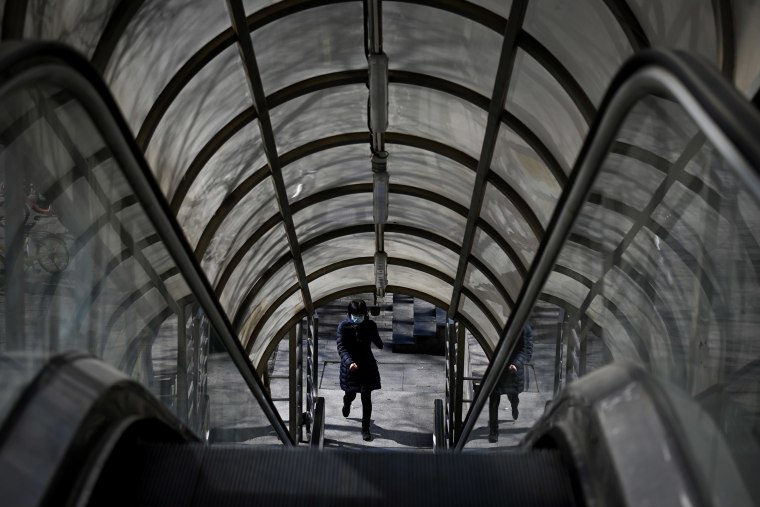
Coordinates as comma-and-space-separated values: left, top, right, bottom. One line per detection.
488, 429, 498, 443
361, 428, 372, 441
511, 406, 519, 420
342, 403, 350, 418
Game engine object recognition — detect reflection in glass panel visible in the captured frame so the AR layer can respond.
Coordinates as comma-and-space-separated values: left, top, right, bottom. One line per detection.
468, 94, 760, 499
507, 49, 586, 170
252, 2, 365, 95
0, 79, 278, 443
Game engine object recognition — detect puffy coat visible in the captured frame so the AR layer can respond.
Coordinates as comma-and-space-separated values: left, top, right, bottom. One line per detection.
495, 324, 534, 396
336, 317, 383, 393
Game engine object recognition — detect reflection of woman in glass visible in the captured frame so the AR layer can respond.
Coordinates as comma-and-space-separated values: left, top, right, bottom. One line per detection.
336, 299, 384, 441
489, 324, 534, 443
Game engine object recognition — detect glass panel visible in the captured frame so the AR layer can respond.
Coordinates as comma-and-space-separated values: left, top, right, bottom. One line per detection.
302, 234, 375, 276
252, 2, 365, 95
480, 182, 539, 268
198, 176, 280, 285
492, 124, 562, 226
616, 97, 702, 164
237, 263, 299, 359
507, 49, 587, 170
628, 0, 718, 65
472, 227, 523, 301
145, 45, 250, 198
512, 91, 760, 501
387, 265, 452, 308
389, 84, 488, 161
248, 290, 303, 369
215, 222, 289, 316
732, 0, 760, 96
308, 265, 374, 304
524, 0, 630, 106
389, 193, 467, 247
105, 0, 234, 133
388, 144, 476, 208
23, 0, 119, 59
282, 144, 369, 202
177, 123, 268, 249
384, 2, 501, 98
468, 0, 512, 18
592, 150, 667, 213
0, 80, 278, 443
458, 294, 500, 350
292, 194, 372, 244
465, 262, 510, 324
270, 85, 367, 155
385, 232, 459, 280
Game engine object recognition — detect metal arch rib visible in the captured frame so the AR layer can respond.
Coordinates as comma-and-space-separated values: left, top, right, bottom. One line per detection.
448, 0, 529, 320
225, 0, 314, 315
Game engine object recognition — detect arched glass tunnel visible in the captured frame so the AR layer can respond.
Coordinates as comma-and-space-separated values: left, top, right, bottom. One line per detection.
1, 1, 760, 506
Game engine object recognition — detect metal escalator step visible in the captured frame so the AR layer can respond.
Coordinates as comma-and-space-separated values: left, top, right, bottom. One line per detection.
104, 443, 578, 507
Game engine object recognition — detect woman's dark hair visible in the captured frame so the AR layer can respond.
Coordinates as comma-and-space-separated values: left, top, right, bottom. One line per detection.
348, 299, 368, 316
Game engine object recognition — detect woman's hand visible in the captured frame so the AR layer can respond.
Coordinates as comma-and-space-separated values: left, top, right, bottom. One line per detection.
349, 362, 358, 372
508, 364, 517, 373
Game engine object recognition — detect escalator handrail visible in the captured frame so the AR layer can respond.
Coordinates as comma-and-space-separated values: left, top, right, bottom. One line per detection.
0, 41, 293, 446
456, 48, 760, 450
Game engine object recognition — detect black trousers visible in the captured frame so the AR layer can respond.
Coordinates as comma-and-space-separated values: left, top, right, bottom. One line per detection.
489, 392, 518, 432
344, 390, 372, 429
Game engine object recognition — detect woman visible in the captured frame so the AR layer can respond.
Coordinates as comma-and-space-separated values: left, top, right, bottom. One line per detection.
336, 299, 384, 441
488, 324, 534, 442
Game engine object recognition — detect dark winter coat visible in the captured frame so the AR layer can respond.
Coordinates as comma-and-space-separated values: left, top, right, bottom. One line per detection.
336, 317, 383, 393
495, 324, 534, 395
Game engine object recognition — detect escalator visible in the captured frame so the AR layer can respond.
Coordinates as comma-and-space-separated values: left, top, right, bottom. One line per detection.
1, 42, 760, 506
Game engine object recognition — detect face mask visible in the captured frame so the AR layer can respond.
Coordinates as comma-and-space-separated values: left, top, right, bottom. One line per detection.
350, 314, 364, 324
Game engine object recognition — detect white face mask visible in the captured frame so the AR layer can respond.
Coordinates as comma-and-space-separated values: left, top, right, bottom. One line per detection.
350, 314, 364, 324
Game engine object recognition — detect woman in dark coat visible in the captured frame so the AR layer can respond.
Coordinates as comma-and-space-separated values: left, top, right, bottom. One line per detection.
488, 324, 534, 442
336, 299, 384, 441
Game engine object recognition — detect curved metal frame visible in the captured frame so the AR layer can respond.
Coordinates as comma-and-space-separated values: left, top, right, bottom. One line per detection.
456, 49, 760, 448
0, 42, 294, 446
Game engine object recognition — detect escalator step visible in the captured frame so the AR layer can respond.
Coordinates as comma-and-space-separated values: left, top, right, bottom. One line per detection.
91, 443, 578, 506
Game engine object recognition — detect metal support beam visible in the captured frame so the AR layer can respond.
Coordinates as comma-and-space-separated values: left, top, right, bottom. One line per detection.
225, 0, 314, 315
448, 0, 528, 320
289, 325, 297, 443
454, 321, 466, 443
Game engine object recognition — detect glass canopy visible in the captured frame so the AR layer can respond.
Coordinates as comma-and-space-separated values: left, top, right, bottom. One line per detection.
4, 0, 758, 376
